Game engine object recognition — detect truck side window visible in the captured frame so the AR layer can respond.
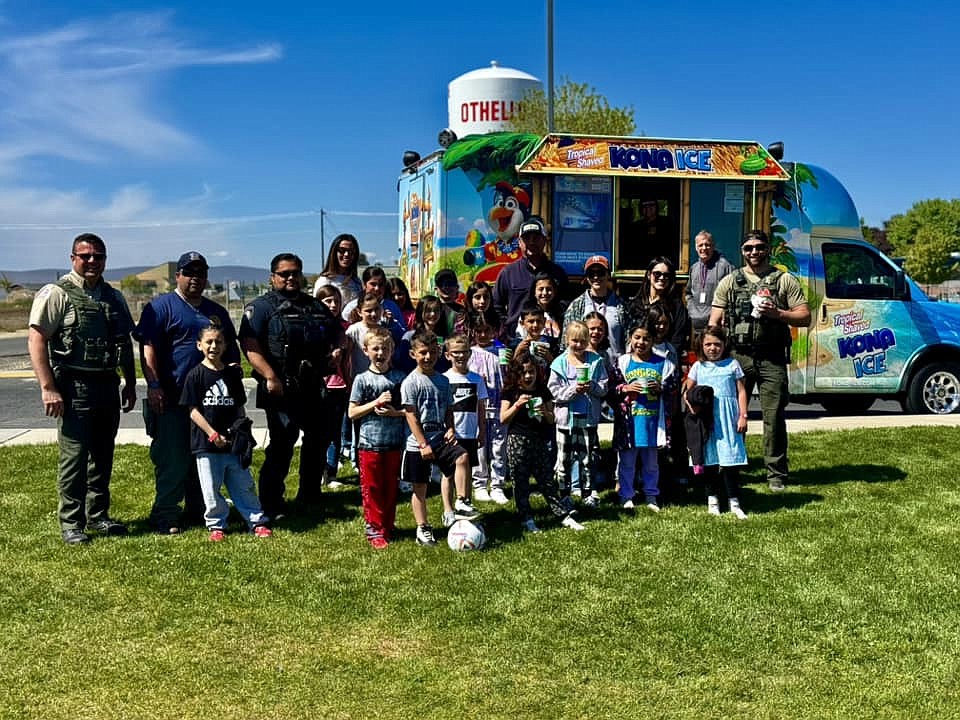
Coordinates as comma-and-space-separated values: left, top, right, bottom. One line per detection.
823, 245, 896, 300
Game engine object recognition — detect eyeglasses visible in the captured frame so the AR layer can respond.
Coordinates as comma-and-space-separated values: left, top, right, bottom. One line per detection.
650, 271, 673, 280
179, 268, 207, 278
73, 253, 106, 262
742, 244, 768, 254
273, 270, 300, 279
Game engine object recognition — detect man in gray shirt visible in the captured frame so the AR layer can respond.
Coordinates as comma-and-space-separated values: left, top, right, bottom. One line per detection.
685, 230, 735, 335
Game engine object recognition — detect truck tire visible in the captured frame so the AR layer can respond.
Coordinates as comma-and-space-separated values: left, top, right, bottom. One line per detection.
905, 362, 960, 414
820, 396, 875, 415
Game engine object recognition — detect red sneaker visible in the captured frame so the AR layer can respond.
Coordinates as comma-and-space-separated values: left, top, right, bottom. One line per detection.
368, 536, 389, 550
208, 529, 225, 542
253, 525, 272, 538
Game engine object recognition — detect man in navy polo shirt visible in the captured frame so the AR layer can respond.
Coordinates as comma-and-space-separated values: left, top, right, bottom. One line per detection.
135, 251, 239, 534
493, 217, 568, 333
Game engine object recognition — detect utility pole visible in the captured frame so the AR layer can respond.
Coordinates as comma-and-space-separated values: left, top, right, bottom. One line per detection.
547, 0, 555, 133
320, 208, 326, 265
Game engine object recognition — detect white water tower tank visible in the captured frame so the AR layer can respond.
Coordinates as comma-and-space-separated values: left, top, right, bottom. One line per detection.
448, 61, 541, 138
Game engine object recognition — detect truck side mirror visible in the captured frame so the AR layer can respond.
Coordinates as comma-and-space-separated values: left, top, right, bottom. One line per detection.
894, 270, 908, 300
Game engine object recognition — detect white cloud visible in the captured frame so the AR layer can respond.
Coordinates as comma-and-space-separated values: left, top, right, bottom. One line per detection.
0, 11, 281, 168
0, 11, 284, 270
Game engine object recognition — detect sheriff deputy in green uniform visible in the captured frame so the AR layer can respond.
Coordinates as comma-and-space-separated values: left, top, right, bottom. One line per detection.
709, 230, 811, 493
28, 233, 137, 545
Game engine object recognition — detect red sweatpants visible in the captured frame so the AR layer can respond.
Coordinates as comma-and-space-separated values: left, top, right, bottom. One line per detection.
357, 449, 401, 540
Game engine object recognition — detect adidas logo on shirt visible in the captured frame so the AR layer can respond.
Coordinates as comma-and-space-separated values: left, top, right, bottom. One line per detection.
202, 378, 235, 407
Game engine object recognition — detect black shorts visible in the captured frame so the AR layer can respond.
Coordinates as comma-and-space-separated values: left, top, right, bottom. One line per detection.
401, 440, 467, 484
457, 438, 479, 466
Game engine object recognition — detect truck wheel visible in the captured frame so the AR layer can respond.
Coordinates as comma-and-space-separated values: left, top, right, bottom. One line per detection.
820, 397, 875, 415
906, 362, 960, 414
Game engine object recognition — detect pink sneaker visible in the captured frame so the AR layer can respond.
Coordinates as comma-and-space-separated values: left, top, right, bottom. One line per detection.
368, 535, 389, 550
208, 529, 225, 542
253, 525, 272, 538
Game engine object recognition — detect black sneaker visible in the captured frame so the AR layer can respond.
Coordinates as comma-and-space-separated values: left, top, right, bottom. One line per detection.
768, 478, 786, 492
416, 524, 438, 547
62, 529, 90, 545
88, 518, 128, 536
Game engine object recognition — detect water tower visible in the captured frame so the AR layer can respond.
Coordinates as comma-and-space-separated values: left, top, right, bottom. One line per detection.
446, 61, 541, 140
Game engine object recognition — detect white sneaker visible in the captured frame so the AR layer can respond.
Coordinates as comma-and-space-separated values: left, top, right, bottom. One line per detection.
398, 480, 413, 494
489, 488, 509, 505
707, 496, 721, 516
570, 489, 583, 499
522, 517, 541, 534
645, 500, 661, 513
442, 510, 456, 528
582, 492, 600, 509
729, 499, 748, 520
561, 514, 586, 531
454, 497, 480, 521
621, 498, 635, 510
473, 487, 492, 503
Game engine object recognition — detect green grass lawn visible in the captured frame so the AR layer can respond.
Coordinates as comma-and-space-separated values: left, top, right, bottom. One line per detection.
2, 428, 958, 719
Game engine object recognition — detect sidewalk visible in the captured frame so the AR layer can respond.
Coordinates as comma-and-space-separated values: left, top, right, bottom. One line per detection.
3, 413, 960, 447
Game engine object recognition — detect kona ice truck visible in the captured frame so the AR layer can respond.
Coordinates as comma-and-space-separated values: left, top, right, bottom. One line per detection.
398, 132, 960, 414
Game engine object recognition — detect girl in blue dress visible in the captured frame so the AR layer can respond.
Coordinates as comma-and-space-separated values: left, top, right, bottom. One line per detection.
683, 326, 749, 519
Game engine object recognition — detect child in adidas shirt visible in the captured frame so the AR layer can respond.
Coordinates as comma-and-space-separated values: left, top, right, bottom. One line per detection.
180, 322, 271, 542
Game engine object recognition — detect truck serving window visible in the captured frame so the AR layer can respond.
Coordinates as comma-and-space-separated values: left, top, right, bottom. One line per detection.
823, 244, 897, 300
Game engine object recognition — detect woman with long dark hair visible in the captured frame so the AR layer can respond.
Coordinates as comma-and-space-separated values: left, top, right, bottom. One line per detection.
313, 233, 362, 308
626, 256, 690, 350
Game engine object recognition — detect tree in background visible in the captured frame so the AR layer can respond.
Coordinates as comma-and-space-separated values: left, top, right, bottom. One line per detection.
507, 78, 635, 136
904, 226, 958, 286
120, 274, 147, 295
885, 199, 960, 256
860, 217, 893, 254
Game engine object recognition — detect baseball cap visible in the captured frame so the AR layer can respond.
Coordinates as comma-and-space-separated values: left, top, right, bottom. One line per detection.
519, 218, 546, 237
177, 251, 208, 271
583, 255, 610, 273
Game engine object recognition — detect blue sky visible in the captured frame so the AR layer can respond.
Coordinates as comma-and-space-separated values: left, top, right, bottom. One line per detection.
1, 1, 957, 271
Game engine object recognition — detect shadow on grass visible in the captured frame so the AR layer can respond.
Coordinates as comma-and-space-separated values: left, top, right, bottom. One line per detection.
790, 463, 907, 487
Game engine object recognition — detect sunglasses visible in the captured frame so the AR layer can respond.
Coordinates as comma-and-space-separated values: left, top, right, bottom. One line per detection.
586, 270, 607, 279
179, 268, 207, 278
742, 244, 768, 253
336, 247, 355, 255
650, 271, 673, 280
273, 270, 300, 279
73, 253, 106, 262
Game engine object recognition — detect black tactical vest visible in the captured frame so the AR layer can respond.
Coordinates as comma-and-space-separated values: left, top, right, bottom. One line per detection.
262, 291, 335, 394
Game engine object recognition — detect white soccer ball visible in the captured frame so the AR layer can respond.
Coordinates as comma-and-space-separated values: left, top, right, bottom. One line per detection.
446, 520, 486, 551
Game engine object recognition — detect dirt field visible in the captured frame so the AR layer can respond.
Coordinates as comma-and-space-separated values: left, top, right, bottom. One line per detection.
0, 301, 29, 333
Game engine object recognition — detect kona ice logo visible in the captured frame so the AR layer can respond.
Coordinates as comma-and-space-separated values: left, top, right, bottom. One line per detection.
837, 325, 896, 378
609, 146, 713, 172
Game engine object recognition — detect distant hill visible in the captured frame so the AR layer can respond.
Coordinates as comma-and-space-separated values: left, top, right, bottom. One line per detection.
0, 265, 287, 288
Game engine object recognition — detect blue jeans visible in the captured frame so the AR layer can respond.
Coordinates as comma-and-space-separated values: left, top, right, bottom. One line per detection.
196, 452, 267, 530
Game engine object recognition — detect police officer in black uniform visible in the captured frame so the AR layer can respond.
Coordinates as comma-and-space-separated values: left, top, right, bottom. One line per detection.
28, 233, 137, 544
239, 253, 345, 518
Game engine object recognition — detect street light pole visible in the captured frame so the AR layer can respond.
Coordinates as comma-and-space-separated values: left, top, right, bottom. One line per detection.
547, 0, 555, 133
